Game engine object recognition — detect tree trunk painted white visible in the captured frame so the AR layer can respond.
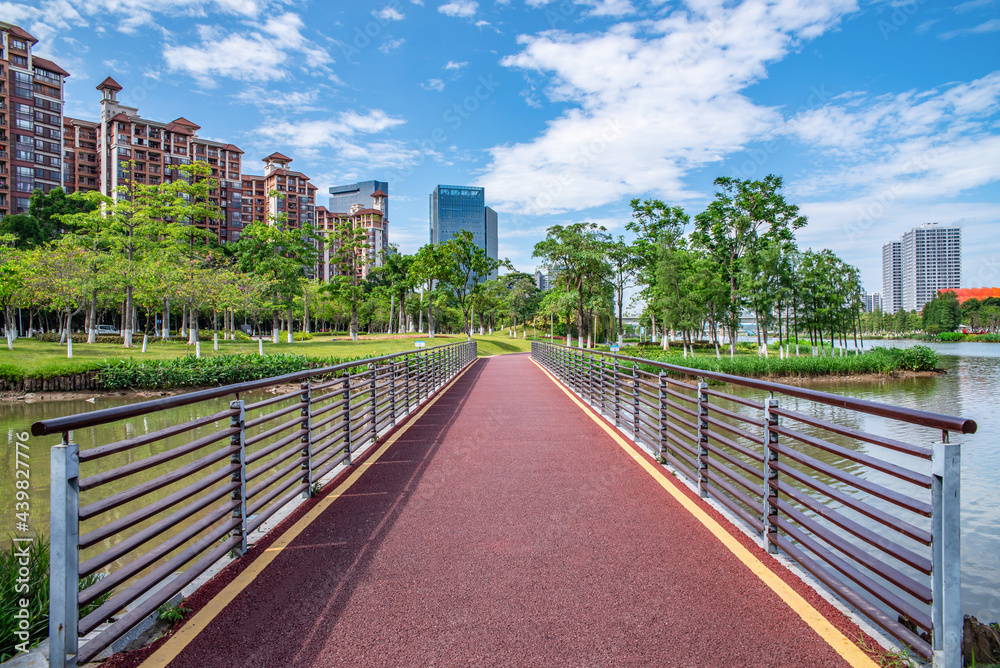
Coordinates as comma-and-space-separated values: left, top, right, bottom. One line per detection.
162, 298, 170, 339
272, 311, 280, 344
196, 340, 201, 358
87, 291, 97, 343
142, 333, 148, 353
259, 338, 264, 355
66, 308, 73, 359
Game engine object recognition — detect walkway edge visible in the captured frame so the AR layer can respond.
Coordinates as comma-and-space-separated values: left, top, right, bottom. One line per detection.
137, 361, 479, 668
530, 358, 879, 668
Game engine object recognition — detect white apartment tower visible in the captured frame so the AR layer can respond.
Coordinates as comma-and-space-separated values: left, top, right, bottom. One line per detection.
882, 241, 902, 314
883, 224, 962, 314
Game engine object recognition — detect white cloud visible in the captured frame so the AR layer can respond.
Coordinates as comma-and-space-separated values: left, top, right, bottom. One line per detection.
445, 60, 468, 70
480, 0, 858, 214
234, 86, 321, 111
940, 18, 1000, 39
252, 110, 423, 170
438, 0, 477, 17
379, 37, 406, 54
421, 78, 446, 91
376, 5, 405, 20
474, 19, 490, 27
163, 12, 332, 84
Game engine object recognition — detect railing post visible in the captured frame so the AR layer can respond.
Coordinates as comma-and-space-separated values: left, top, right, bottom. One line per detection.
343, 372, 353, 465
657, 372, 668, 463
696, 381, 710, 497
229, 399, 247, 557
390, 359, 398, 427
631, 363, 639, 442
932, 438, 962, 668
49, 434, 79, 668
300, 381, 313, 498
613, 357, 620, 428
370, 362, 378, 439
762, 395, 779, 554
598, 355, 606, 416
404, 355, 411, 412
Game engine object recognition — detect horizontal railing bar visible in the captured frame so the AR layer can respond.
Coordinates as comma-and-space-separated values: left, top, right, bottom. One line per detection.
706, 402, 765, 428
703, 469, 761, 516
776, 500, 931, 605
776, 516, 932, 631
245, 415, 305, 448
707, 485, 764, 533
312, 397, 348, 417
774, 480, 931, 575
245, 389, 301, 412
78, 517, 239, 636
79, 409, 237, 462
773, 444, 931, 516
248, 480, 310, 529
79, 501, 237, 608
705, 458, 765, 498
312, 409, 347, 431
79, 427, 238, 491
705, 414, 765, 446
76, 538, 235, 664
79, 465, 238, 549
312, 445, 350, 476
247, 455, 303, 499
663, 386, 698, 405
771, 406, 931, 460
245, 403, 301, 430
247, 438, 303, 482
771, 461, 931, 545
79, 447, 238, 520
776, 535, 933, 660
705, 427, 764, 465
703, 387, 762, 409
703, 441, 765, 482
662, 450, 698, 483
540, 343, 976, 434
774, 424, 931, 488
662, 411, 699, 434
32, 341, 465, 435
312, 420, 348, 446
311, 432, 346, 458
245, 430, 302, 467
79, 480, 238, 579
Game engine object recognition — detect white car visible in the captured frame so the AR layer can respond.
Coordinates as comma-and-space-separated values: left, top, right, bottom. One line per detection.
96, 325, 119, 335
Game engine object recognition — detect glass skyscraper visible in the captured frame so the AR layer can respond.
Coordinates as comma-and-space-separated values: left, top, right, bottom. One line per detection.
429, 185, 499, 278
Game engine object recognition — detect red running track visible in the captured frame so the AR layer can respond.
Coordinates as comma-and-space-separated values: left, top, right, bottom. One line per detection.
162, 353, 864, 667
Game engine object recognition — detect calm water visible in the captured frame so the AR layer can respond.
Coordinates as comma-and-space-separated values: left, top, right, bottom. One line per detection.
2, 341, 998, 621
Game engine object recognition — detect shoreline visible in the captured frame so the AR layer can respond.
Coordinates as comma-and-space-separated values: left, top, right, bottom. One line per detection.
1, 370, 945, 403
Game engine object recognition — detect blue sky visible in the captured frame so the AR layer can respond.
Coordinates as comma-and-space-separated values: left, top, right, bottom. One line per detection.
12, 0, 1000, 302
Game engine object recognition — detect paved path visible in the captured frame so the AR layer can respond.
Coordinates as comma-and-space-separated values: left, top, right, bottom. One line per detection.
156, 353, 869, 667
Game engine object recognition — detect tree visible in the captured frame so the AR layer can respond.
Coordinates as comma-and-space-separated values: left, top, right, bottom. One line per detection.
922, 291, 962, 335
605, 236, 639, 345
235, 193, 316, 344
533, 222, 610, 348
432, 231, 507, 340
0, 235, 26, 349
321, 213, 371, 341
691, 175, 807, 355
24, 242, 95, 358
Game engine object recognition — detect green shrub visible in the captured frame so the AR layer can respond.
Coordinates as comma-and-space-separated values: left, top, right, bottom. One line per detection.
937, 332, 965, 342
0, 538, 109, 661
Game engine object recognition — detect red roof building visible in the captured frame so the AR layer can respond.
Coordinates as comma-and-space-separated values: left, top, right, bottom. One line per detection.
941, 288, 1000, 304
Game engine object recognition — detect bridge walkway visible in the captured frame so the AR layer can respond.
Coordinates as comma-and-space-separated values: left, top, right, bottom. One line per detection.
136, 353, 877, 668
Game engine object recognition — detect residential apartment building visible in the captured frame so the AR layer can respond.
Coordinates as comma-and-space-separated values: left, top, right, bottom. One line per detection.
881, 241, 902, 314
240, 152, 317, 233
901, 224, 961, 312
0, 22, 68, 216
862, 293, 883, 313
95, 76, 245, 243
429, 184, 498, 280
883, 224, 962, 314
62, 116, 100, 194
319, 190, 389, 281
534, 270, 548, 291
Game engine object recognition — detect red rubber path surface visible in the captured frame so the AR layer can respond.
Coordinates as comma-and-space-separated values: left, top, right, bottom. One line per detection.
166, 354, 861, 667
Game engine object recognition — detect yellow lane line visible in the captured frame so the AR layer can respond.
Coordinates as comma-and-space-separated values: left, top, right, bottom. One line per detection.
139, 363, 476, 668
529, 358, 878, 668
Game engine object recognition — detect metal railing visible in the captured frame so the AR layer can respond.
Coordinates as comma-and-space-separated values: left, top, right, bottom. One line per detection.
34, 340, 477, 667
532, 341, 975, 668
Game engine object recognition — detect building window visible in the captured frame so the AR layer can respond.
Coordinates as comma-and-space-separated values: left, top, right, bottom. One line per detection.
10, 39, 26, 50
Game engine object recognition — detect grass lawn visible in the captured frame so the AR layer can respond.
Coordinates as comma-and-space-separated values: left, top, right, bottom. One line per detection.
0, 331, 537, 378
